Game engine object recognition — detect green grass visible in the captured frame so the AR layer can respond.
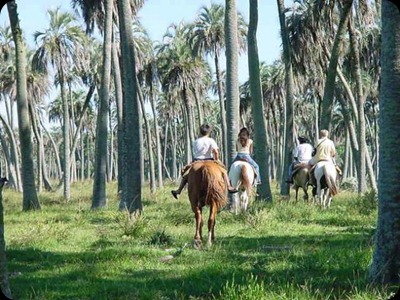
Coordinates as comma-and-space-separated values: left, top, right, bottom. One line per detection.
2, 181, 398, 299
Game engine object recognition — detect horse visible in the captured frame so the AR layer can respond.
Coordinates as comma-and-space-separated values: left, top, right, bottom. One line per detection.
313, 160, 339, 208
228, 160, 255, 214
292, 164, 310, 202
187, 160, 228, 248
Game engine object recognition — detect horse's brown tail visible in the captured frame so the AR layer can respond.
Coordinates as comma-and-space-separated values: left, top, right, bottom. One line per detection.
202, 164, 228, 209
325, 172, 338, 196
241, 164, 253, 195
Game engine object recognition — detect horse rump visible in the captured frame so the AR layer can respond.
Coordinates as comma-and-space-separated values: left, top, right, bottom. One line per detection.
189, 161, 228, 209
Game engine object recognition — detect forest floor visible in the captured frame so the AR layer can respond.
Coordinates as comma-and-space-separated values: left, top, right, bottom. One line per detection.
2, 180, 398, 299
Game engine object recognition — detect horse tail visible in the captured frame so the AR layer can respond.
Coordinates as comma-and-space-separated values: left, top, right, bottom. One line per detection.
325, 171, 338, 196
241, 164, 253, 195
202, 164, 228, 209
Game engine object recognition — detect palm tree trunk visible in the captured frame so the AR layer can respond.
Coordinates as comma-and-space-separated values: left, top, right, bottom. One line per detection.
320, 0, 353, 131
117, 0, 142, 213
248, 0, 272, 200
108, 108, 114, 182
215, 51, 228, 164
369, 1, 400, 284
60, 76, 71, 201
80, 127, 85, 181
348, 14, 367, 193
8, 1, 40, 210
171, 118, 178, 179
224, 0, 240, 166
277, 0, 295, 196
150, 94, 163, 187
0, 180, 11, 299
92, 0, 112, 209
29, 108, 39, 190
0, 114, 21, 191
138, 81, 155, 192
112, 35, 124, 194
40, 119, 62, 179
337, 68, 377, 191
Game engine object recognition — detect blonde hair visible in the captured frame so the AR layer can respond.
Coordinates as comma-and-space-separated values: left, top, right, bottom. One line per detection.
320, 129, 329, 138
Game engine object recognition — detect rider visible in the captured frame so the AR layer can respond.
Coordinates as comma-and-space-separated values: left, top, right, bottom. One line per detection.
308, 129, 339, 183
171, 124, 238, 199
286, 136, 313, 184
232, 127, 261, 185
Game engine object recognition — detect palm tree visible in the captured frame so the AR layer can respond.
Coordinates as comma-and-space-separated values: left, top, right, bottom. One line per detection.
117, 0, 142, 214
92, 0, 113, 209
248, 0, 272, 201
188, 3, 247, 162
277, 0, 295, 196
0, 177, 11, 298
369, 0, 400, 285
0, 29, 22, 191
320, 0, 354, 131
33, 8, 87, 201
7, 1, 41, 210
157, 23, 211, 165
224, 0, 240, 166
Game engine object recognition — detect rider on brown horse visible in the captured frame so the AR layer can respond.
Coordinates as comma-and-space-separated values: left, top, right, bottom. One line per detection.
171, 124, 238, 199
286, 136, 313, 184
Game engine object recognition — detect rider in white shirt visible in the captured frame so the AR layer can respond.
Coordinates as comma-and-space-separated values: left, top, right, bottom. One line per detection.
286, 136, 313, 184
171, 124, 238, 199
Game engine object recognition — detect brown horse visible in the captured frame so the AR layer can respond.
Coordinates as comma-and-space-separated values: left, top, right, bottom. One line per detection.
187, 160, 228, 248
292, 165, 310, 202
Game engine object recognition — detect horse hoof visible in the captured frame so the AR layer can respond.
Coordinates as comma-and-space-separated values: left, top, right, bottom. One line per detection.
193, 240, 202, 249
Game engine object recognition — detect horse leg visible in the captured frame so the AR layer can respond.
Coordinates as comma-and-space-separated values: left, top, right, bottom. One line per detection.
242, 191, 249, 212
327, 190, 332, 208
316, 183, 322, 207
193, 206, 203, 248
295, 186, 299, 202
207, 203, 217, 247
303, 186, 308, 202
232, 193, 239, 215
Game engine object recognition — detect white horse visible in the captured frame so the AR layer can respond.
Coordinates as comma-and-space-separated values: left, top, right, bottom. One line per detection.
313, 161, 338, 208
228, 160, 256, 214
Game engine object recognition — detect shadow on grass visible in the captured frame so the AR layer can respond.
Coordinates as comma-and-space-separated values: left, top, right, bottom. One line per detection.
7, 227, 395, 300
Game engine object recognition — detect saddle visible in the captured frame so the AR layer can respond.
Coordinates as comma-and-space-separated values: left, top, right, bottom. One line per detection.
292, 162, 309, 176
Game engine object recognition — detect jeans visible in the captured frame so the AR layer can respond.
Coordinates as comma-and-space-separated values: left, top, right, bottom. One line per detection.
233, 153, 261, 184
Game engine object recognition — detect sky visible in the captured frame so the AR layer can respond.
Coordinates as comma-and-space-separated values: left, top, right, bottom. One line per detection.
0, 0, 284, 119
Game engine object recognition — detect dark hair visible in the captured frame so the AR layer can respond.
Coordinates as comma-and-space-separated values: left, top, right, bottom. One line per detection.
238, 127, 250, 147
199, 124, 212, 136
298, 136, 308, 144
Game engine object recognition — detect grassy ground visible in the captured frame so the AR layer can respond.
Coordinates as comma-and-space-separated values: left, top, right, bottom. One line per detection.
2, 181, 398, 299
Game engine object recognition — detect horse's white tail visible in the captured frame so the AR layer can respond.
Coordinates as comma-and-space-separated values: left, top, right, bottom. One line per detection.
241, 165, 253, 195
325, 170, 338, 196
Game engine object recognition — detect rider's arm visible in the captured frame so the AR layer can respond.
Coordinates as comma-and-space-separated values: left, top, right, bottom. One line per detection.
212, 148, 220, 161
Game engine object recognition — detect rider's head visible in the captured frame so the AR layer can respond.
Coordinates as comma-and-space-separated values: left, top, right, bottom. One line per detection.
319, 129, 329, 138
298, 136, 309, 144
199, 124, 212, 136
238, 127, 249, 138
238, 127, 250, 146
